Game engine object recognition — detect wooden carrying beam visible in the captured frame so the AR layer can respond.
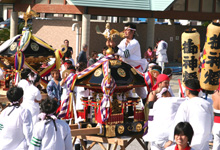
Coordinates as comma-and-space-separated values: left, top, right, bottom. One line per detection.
69, 124, 78, 130
71, 127, 100, 136
77, 135, 128, 146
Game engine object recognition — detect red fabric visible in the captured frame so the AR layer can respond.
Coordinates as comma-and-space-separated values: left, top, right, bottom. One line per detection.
56, 104, 61, 114
97, 103, 104, 124
185, 86, 201, 92
214, 116, 220, 123
218, 82, 220, 90
135, 65, 143, 71
174, 144, 191, 150
64, 62, 72, 65
152, 74, 169, 91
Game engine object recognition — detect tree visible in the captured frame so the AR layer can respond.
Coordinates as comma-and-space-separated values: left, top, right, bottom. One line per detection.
0, 22, 32, 43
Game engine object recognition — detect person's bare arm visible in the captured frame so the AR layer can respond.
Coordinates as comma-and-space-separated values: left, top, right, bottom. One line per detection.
147, 91, 157, 104
147, 91, 157, 108
212, 90, 220, 110
164, 140, 173, 148
60, 79, 65, 86
34, 99, 42, 103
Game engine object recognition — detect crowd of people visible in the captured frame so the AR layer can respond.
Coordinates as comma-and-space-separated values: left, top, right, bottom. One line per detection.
0, 22, 218, 150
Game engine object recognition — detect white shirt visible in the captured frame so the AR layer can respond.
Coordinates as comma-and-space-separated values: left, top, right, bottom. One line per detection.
117, 38, 148, 72
29, 119, 72, 150
144, 97, 185, 142
0, 106, 33, 150
22, 84, 42, 125
0, 68, 4, 80
48, 58, 55, 66
170, 97, 214, 150
75, 87, 90, 110
156, 40, 168, 63
18, 79, 30, 91
168, 85, 175, 97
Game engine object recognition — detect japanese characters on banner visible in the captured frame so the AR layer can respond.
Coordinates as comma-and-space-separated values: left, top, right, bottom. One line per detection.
181, 28, 200, 87
200, 21, 220, 91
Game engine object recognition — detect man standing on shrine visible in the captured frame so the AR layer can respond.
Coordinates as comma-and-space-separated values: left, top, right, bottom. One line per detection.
108, 23, 148, 73
108, 23, 148, 104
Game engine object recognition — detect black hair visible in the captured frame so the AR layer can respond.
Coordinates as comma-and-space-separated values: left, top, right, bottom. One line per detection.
163, 68, 173, 77
7, 87, 23, 103
148, 47, 152, 51
67, 65, 76, 71
21, 68, 31, 79
156, 38, 162, 43
34, 75, 41, 85
125, 22, 136, 30
40, 98, 58, 114
103, 46, 108, 50
29, 72, 41, 85
90, 51, 97, 57
152, 65, 162, 73
185, 79, 200, 96
125, 22, 136, 38
174, 122, 194, 145
64, 39, 69, 43
64, 60, 72, 65
76, 62, 87, 72
51, 69, 60, 76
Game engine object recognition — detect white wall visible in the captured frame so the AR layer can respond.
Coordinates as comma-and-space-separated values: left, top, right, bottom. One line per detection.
3, 5, 13, 20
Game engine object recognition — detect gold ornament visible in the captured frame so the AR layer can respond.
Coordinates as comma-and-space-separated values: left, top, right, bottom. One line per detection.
86, 124, 92, 128
10, 42, 17, 51
131, 68, 137, 75
117, 68, 126, 77
94, 68, 103, 77
22, 5, 38, 27
106, 124, 116, 137
110, 60, 122, 66
136, 123, 142, 132
96, 23, 124, 55
31, 42, 39, 51
117, 125, 125, 134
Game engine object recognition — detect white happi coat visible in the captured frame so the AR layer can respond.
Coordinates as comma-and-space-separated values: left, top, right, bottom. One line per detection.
18, 79, 30, 91
156, 40, 168, 63
212, 109, 220, 150
75, 86, 90, 110
22, 84, 42, 125
117, 38, 148, 73
170, 97, 213, 150
144, 97, 185, 144
29, 119, 72, 150
0, 106, 33, 150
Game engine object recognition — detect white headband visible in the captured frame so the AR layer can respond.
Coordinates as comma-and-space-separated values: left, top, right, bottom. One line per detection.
28, 73, 37, 83
149, 63, 157, 67
124, 27, 136, 31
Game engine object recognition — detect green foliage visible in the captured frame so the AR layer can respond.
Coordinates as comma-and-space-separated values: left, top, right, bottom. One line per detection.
0, 28, 10, 41
202, 21, 211, 27
0, 22, 32, 42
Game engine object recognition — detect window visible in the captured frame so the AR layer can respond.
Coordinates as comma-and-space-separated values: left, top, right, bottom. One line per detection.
35, 0, 48, 4
51, 0, 64, 4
